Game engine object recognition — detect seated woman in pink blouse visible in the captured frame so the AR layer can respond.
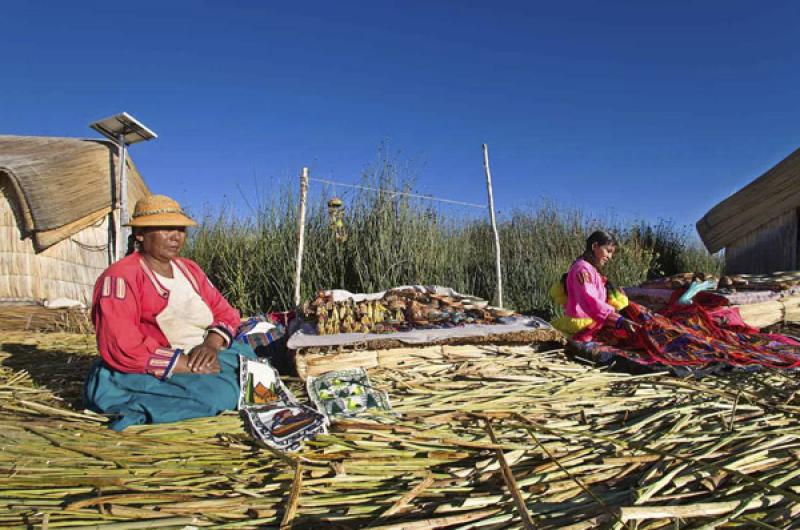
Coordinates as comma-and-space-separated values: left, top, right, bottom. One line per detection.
551, 230, 638, 341
551, 231, 800, 372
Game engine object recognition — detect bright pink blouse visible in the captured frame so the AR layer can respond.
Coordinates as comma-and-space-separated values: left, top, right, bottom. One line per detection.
565, 258, 620, 341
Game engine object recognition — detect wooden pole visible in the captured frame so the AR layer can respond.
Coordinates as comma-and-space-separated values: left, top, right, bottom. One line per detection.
116, 135, 128, 262
107, 141, 121, 265
482, 144, 503, 307
294, 167, 310, 307
280, 462, 304, 529
483, 417, 536, 529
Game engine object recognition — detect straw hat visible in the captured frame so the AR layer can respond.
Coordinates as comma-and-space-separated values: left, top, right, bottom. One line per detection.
125, 195, 197, 227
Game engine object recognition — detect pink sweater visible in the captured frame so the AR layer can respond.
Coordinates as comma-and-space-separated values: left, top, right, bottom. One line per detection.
566, 258, 619, 339
92, 253, 240, 379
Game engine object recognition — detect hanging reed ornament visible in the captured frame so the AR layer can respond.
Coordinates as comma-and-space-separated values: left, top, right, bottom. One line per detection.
327, 197, 348, 243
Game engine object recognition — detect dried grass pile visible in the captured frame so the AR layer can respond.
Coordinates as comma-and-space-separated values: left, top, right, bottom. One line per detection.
0, 305, 92, 334
2, 331, 800, 529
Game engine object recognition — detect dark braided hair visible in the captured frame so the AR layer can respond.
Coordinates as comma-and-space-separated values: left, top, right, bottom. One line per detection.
125, 229, 142, 256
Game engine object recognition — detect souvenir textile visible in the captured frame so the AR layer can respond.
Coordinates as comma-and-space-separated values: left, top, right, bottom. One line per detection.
241, 405, 328, 453
238, 357, 328, 452
584, 301, 800, 375
307, 368, 392, 420
236, 315, 286, 351
237, 314, 291, 373
238, 356, 298, 408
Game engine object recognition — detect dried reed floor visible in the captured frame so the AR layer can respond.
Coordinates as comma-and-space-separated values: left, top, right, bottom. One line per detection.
2, 332, 800, 529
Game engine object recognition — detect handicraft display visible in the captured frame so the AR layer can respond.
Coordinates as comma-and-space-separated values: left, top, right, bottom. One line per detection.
239, 357, 327, 452
307, 368, 392, 420
303, 287, 516, 335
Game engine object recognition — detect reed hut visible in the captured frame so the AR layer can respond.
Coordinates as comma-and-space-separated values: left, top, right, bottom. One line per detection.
0, 135, 150, 306
697, 146, 800, 274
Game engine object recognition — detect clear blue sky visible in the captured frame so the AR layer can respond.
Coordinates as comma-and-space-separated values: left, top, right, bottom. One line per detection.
3, 1, 799, 231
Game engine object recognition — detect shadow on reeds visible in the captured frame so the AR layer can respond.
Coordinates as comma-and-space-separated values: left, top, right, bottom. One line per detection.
1, 341, 95, 409
563, 340, 658, 376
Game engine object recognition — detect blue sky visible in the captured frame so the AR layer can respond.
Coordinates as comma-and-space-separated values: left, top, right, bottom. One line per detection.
3, 1, 799, 232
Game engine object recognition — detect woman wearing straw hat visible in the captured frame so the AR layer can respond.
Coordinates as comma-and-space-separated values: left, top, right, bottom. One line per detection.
84, 195, 256, 430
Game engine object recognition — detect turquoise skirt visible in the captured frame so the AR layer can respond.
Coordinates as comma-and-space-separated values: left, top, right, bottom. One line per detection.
84, 342, 256, 431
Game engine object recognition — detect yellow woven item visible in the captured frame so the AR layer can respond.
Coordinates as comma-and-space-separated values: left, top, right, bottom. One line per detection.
548, 281, 567, 307
550, 315, 594, 336
608, 289, 629, 310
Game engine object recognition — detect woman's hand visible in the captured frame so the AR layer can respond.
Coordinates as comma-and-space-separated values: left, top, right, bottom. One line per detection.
165, 334, 226, 375
186, 333, 226, 373
609, 313, 640, 335
187, 344, 221, 373
170, 349, 220, 374
621, 319, 640, 335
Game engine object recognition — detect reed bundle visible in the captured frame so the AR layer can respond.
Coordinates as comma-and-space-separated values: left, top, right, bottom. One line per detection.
0, 305, 92, 334
735, 295, 800, 330
2, 331, 800, 528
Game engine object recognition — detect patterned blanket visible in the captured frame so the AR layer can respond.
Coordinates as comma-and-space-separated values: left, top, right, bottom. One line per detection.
576, 301, 800, 375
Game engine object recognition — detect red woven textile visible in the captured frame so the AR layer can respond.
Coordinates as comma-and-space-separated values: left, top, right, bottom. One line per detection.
588, 301, 800, 370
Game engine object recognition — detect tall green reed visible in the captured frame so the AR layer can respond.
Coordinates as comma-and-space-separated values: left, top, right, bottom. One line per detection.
184, 177, 720, 318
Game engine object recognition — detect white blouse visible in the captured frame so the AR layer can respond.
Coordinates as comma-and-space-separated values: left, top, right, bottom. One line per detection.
153, 262, 214, 351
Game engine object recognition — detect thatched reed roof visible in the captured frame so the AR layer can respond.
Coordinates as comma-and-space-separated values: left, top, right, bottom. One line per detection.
697, 146, 800, 253
0, 135, 150, 250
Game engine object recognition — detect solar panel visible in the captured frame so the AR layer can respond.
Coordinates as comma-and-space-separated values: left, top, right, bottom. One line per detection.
89, 112, 157, 145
